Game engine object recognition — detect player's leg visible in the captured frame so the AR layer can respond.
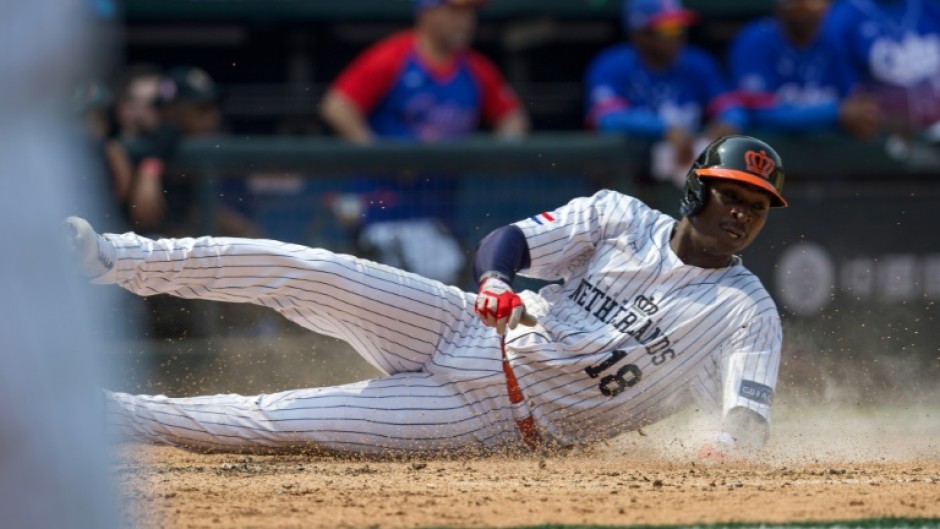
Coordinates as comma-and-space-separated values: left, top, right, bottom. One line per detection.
106, 372, 523, 456
69, 219, 472, 374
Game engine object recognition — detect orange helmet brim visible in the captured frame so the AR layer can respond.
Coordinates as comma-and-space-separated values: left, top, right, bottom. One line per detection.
695, 168, 788, 208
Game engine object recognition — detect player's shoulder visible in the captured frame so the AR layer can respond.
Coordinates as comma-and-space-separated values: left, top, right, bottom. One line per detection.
732, 17, 780, 48
465, 48, 498, 68
825, 0, 865, 26
588, 188, 670, 223
361, 30, 416, 62
464, 49, 506, 80
589, 187, 646, 207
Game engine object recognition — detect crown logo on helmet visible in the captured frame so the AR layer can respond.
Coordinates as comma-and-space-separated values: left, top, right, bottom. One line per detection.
745, 149, 776, 178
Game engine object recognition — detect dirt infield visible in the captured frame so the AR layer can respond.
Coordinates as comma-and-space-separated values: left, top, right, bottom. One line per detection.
115, 407, 940, 529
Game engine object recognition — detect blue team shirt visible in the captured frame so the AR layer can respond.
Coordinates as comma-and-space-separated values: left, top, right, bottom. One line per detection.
368, 57, 482, 140
585, 43, 746, 136
330, 31, 520, 225
729, 16, 856, 132
825, 0, 940, 126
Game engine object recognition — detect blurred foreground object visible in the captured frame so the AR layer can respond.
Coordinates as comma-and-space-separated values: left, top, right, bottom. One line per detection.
0, 0, 123, 528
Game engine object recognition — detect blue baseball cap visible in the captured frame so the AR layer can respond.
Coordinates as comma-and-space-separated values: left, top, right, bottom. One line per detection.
623, 0, 699, 31
156, 66, 218, 106
414, 0, 487, 12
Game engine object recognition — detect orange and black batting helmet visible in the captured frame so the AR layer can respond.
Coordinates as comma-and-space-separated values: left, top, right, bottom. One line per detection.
679, 135, 787, 217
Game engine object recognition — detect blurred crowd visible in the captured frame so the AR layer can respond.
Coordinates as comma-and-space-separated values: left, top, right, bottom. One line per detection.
74, 0, 940, 291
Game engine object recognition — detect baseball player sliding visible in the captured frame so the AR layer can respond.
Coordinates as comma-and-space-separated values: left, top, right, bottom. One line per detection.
68, 135, 785, 459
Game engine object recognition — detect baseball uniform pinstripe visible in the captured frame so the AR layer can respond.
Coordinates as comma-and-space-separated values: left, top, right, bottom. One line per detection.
102, 188, 781, 454
510, 190, 780, 445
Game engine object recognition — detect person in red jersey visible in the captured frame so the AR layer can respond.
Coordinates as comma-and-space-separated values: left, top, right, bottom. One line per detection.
320, 0, 530, 285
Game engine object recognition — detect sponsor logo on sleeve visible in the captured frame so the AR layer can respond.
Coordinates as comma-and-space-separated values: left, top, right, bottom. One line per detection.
739, 380, 773, 405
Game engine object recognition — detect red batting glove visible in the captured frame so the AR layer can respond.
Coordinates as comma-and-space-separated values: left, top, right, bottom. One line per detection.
475, 276, 525, 335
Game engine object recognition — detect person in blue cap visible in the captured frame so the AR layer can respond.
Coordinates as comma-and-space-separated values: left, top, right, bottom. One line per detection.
585, 0, 747, 185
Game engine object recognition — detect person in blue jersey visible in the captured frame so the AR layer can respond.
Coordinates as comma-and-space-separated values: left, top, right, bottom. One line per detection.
320, 0, 530, 285
729, 0, 881, 139
585, 0, 746, 185
825, 0, 940, 147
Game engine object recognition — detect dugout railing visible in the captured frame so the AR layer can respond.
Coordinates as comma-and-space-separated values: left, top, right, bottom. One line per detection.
164, 132, 940, 235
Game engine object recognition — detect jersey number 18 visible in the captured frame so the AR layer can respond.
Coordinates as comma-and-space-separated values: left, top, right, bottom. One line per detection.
584, 350, 642, 397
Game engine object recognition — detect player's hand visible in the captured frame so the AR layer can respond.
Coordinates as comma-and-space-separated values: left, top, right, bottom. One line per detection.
839, 93, 882, 140
696, 430, 737, 463
475, 276, 525, 335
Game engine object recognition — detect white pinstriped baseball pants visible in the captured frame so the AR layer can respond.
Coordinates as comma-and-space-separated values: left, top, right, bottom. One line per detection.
101, 233, 530, 455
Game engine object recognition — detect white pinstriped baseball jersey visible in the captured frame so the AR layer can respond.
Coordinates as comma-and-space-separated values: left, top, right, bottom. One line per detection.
506, 189, 781, 445
103, 188, 781, 454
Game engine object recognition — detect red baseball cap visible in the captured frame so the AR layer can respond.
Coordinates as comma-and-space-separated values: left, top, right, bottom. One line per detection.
624, 0, 699, 31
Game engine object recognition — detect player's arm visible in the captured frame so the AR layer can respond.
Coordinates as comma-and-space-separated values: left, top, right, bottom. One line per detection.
472, 191, 645, 332
700, 313, 782, 460
472, 225, 532, 334
493, 108, 530, 139
320, 32, 408, 144
468, 52, 530, 140
584, 49, 670, 137
473, 225, 531, 286
320, 89, 375, 144
729, 29, 849, 133
586, 78, 668, 137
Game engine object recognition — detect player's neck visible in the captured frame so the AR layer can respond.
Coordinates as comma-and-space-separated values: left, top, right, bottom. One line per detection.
670, 221, 735, 269
416, 32, 459, 66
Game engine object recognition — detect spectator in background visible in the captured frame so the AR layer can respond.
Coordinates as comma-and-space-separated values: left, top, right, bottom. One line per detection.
129, 65, 261, 238
825, 0, 940, 151
125, 66, 265, 339
729, 0, 881, 140
73, 80, 135, 232
113, 63, 162, 142
319, 0, 529, 285
110, 64, 165, 233
585, 0, 746, 186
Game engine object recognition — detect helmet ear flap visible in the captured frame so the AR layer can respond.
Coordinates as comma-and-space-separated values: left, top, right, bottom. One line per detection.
679, 168, 709, 217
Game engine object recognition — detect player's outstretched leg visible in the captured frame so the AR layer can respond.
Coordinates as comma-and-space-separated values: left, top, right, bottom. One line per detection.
106, 371, 525, 456
65, 218, 485, 375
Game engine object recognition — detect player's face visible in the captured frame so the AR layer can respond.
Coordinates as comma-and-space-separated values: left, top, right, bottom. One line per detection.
691, 179, 771, 256
120, 75, 161, 136
633, 24, 686, 69
423, 5, 478, 53
776, 0, 829, 42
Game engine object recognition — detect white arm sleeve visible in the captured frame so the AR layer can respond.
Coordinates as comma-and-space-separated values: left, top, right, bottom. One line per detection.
719, 314, 783, 422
